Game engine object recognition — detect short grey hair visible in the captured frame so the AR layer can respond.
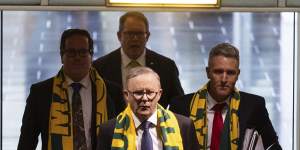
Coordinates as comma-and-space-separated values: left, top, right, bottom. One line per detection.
208, 42, 240, 67
125, 66, 160, 88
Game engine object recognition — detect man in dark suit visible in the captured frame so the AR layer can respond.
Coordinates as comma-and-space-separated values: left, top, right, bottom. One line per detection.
97, 67, 199, 150
18, 29, 124, 150
93, 11, 184, 108
170, 43, 282, 150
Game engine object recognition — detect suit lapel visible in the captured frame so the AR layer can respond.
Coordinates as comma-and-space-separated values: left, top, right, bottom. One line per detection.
110, 48, 123, 87
91, 81, 97, 149
145, 49, 157, 71
237, 94, 247, 149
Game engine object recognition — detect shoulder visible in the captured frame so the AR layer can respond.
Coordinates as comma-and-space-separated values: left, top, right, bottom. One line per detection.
173, 93, 195, 102
25, 78, 54, 110
30, 78, 54, 92
169, 93, 195, 116
239, 91, 265, 106
93, 48, 120, 65
100, 118, 116, 130
173, 113, 194, 134
104, 79, 122, 93
99, 119, 116, 136
146, 49, 175, 64
240, 91, 264, 100
173, 113, 193, 126
238, 91, 269, 126
170, 93, 194, 108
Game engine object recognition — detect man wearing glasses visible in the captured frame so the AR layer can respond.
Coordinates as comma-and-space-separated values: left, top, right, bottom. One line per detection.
93, 11, 184, 109
97, 66, 199, 150
18, 29, 122, 150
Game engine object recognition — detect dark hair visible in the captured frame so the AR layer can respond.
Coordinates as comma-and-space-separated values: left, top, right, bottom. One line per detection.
60, 28, 94, 56
208, 42, 240, 66
119, 11, 149, 32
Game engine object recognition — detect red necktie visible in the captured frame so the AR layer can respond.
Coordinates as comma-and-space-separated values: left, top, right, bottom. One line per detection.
211, 103, 226, 150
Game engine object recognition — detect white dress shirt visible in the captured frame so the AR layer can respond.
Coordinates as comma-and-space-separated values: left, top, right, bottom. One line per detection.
65, 74, 92, 150
132, 110, 163, 150
206, 93, 229, 150
121, 48, 146, 88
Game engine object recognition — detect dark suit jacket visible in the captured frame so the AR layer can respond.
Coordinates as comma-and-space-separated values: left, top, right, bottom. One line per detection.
17, 77, 124, 150
169, 92, 282, 150
93, 48, 184, 108
97, 113, 199, 150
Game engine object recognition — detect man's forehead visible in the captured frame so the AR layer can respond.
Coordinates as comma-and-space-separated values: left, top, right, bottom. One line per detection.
125, 16, 143, 23
128, 73, 156, 81
210, 56, 238, 64
65, 38, 89, 48
127, 73, 160, 86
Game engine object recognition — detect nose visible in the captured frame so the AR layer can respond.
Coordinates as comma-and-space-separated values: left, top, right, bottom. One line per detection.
140, 92, 149, 101
132, 34, 139, 40
73, 51, 83, 59
74, 53, 81, 58
221, 72, 228, 82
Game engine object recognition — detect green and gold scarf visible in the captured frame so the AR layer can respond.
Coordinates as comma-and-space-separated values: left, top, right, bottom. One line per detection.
111, 104, 183, 150
190, 82, 240, 150
47, 67, 108, 150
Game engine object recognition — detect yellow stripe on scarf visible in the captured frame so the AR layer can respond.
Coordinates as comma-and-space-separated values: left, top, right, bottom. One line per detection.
111, 105, 183, 150
189, 82, 240, 150
48, 67, 108, 150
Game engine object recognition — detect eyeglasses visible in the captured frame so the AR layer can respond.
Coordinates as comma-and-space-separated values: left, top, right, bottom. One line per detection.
122, 31, 147, 38
63, 48, 91, 57
127, 89, 160, 100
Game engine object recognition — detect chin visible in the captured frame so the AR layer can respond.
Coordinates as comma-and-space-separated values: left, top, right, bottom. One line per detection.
217, 94, 231, 100
138, 111, 152, 118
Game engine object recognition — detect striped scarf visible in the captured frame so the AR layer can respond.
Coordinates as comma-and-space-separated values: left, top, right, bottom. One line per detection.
47, 67, 108, 150
111, 104, 183, 150
190, 82, 240, 150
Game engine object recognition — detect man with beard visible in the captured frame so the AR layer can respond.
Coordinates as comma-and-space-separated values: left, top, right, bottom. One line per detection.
93, 11, 184, 109
170, 43, 282, 150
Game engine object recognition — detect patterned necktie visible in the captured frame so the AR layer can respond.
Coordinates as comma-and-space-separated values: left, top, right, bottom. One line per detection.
141, 121, 153, 150
71, 83, 87, 150
211, 103, 226, 150
127, 60, 141, 69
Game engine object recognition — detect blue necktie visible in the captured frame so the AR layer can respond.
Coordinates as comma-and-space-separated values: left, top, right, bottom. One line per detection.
141, 121, 153, 150
71, 83, 87, 150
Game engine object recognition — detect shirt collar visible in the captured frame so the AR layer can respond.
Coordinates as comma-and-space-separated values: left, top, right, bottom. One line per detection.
121, 47, 146, 67
207, 92, 230, 110
65, 73, 90, 89
132, 109, 158, 130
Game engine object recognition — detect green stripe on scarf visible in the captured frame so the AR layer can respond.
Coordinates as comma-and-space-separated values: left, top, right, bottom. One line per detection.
190, 82, 240, 150
47, 67, 108, 150
111, 105, 183, 150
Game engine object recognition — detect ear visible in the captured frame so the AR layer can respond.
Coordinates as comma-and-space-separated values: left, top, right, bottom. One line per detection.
123, 90, 130, 103
157, 89, 163, 101
117, 31, 122, 42
236, 68, 241, 79
145, 32, 150, 41
61, 55, 64, 64
206, 67, 210, 79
